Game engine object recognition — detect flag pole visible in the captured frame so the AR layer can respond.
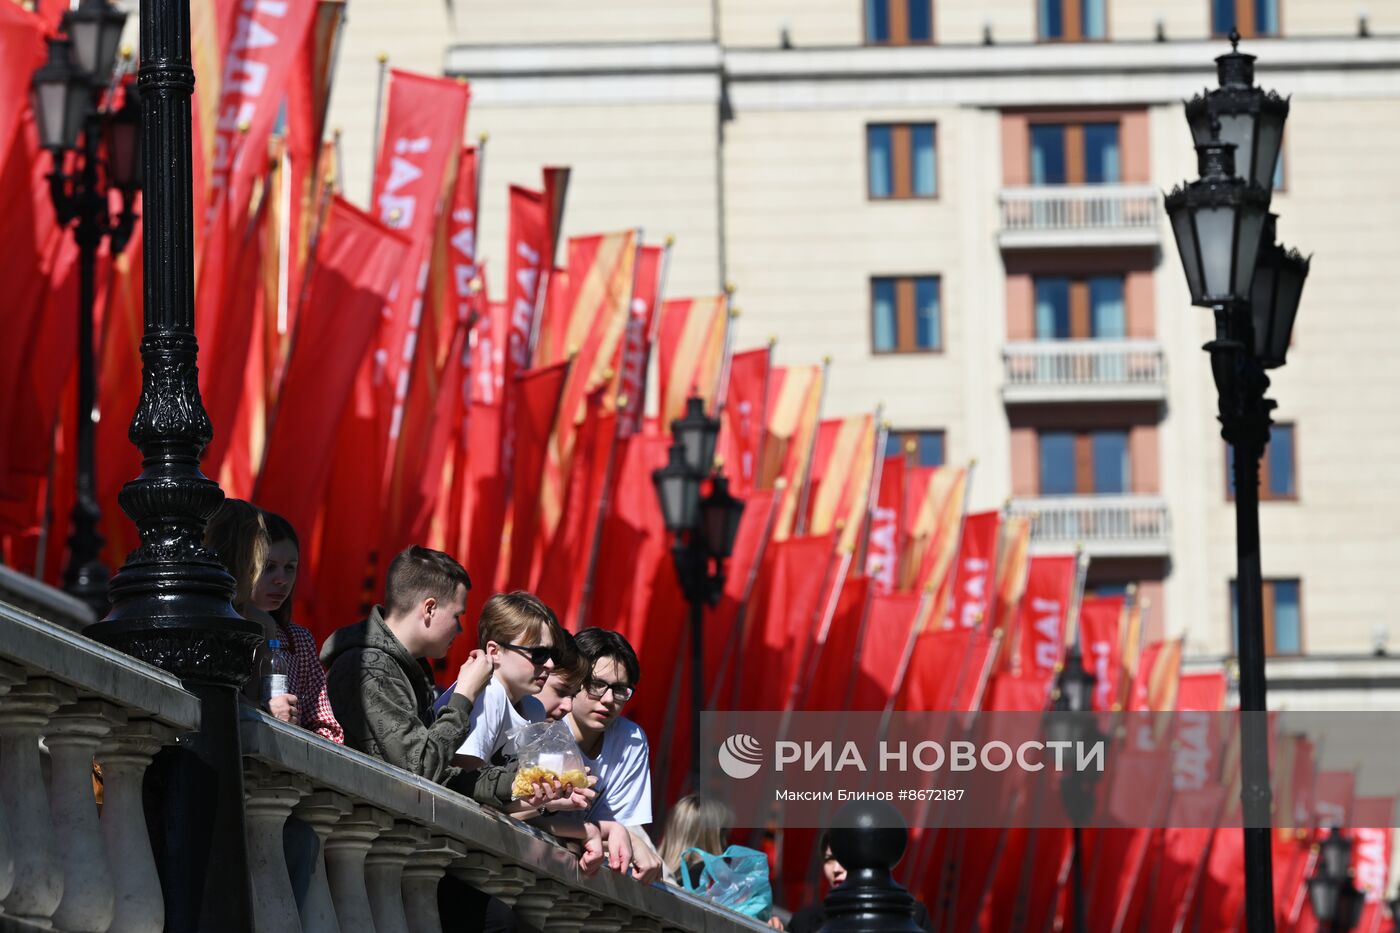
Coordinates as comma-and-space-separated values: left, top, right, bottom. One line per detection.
792, 355, 830, 537
369, 52, 388, 202
857, 411, 888, 570
711, 283, 737, 415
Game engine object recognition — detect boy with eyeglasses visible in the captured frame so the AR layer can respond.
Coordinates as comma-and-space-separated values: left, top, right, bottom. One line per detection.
564, 627, 664, 883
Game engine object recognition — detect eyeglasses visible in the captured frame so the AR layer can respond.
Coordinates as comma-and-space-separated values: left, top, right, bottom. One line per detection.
501, 642, 560, 667
582, 678, 634, 702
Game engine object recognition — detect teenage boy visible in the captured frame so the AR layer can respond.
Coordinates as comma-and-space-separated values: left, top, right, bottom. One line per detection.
521, 630, 585, 723
322, 546, 503, 792
785, 833, 932, 933
566, 627, 663, 883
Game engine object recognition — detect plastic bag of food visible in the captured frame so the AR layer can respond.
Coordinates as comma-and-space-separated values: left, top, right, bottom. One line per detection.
509, 720, 590, 798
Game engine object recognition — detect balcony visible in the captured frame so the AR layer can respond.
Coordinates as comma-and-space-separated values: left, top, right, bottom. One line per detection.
1008, 494, 1171, 558
998, 184, 1161, 249
1002, 339, 1167, 405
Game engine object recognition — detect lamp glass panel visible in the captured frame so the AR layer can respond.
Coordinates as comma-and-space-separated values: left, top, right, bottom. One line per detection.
69, 19, 101, 77
1254, 117, 1284, 192
35, 82, 69, 149
1309, 880, 1339, 924
1194, 205, 1236, 300
1268, 264, 1304, 365
1249, 260, 1280, 359
63, 82, 91, 151
96, 20, 124, 83
106, 119, 138, 187
1169, 207, 1205, 302
1215, 114, 1255, 182
1233, 207, 1268, 297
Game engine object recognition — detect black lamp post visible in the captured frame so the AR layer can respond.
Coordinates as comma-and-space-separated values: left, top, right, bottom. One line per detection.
1308, 830, 1365, 933
31, 0, 141, 618
1165, 31, 1308, 933
83, 0, 261, 928
1047, 641, 1102, 933
653, 396, 744, 790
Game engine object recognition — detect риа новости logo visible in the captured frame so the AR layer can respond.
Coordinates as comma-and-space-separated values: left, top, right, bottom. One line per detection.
718, 733, 764, 779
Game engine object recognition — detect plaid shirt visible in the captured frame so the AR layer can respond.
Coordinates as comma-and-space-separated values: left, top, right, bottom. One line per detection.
283, 622, 344, 744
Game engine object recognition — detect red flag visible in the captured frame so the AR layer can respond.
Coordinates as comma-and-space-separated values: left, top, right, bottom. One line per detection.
864, 456, 903, 595
502, 361, 571, 590
706, 488, 780, 706
802, 574, 872, 713
255, 197, 408, 551
499, 186, 549, 477
941, 511, 1000, 631
737, 534, 836, 711
658, 296, 727, 428
616, 244, 664, 438
371, 72, 470, 447
447, 146, 481, 331
848, 593, 927, 710
716, 347, 770, 496
1352, 799, 1393, 925
1015, 556, 1076, 675
1078, 596, 1126, 712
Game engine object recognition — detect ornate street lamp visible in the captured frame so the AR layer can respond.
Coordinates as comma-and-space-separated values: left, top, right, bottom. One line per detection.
1048, 641, 1102, 933
653, 396, 744, 791
1165, 33, 1308, 933
1308, 830, 1364, 932
31, 5, 142, 618
1185, 30, 1289, 192
84, 0, 261, 925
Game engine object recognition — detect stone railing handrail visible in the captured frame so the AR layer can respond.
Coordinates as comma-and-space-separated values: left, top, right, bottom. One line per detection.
241, 708, 771, 933
0, 601, 201, 932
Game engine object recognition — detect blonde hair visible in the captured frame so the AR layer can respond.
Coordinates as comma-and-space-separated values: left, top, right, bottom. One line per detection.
204, 499, 269, 610
476, 591, 563, 650
659, 795, 733, 875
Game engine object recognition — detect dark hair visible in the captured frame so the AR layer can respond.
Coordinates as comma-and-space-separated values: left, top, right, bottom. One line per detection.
384, 546, 472, 616
819, 831, 833, 858
259, 510, 300, 627
550, 630, 586, 692
573, 627, 641, 686
204, 498, 267, 610
476, 591, 563, 651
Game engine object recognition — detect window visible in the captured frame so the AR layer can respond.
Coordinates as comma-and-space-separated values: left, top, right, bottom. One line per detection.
867, 124, 938, 199
1039, 0, 1107, 40
1038, 429, 1131, 495
1226, 423, 1297, 501
1213, 0, 1280, 37
1030, 122, 1120, 185
1230, 578, 1301, 656
871, 275, 941, 352
1034, 275, 1126, 339
886, 429, 946, 467
865, 0, 934, 44
1273, 138, 1286, 191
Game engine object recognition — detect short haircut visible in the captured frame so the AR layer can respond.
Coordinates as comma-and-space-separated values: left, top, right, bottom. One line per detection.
204, 498, 268, 608
476, 591, 563, 651
573, 627, 641, 686
549, 630, 586, 693
383, 546, 472, 616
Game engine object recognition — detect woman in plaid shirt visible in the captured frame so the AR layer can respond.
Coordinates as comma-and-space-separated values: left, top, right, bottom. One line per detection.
253, 510, 344, 744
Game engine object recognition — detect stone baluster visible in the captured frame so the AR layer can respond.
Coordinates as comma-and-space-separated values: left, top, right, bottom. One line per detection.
49, 699, 124, 932
0, 677, 74, 923
0, 660, 25, 903
616, 916, 663, 933
296, 791, 351, 933
579, 902, 631, 933
514, 878, 572, 930
245, 761, 311, 933
325, 804, 391, 933
365, 821, 421, 933
99, 720, 175, 933
449, 851, 534, 907
545, 892, 601, 933
401, 836, 466, 933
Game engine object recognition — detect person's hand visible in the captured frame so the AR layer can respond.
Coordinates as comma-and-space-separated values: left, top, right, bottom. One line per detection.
627, 828, 663, 884
456, 648, 498, 701
519, 778, 564, 809
767, 917, 785, 929
544, 768, 598, 813
579, 822, 605, 877
603, 821, 633, 874
267, 693, 298, 724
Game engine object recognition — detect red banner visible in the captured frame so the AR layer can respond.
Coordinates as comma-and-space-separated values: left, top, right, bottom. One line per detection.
865, 456, 903, 595
371, 71, 470, 443
942, 511, 1000, 631
499, 186, 549, 477
617, 244, 664, 438
502, 360, 570, 589
447, 146, 480, 329
1079, 595, 1125, 712
1015, 555, 1076, 675
256, 197, 408, 541
716, 347, 770, 496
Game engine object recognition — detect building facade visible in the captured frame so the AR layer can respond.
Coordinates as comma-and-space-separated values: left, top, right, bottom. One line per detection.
325, 0, 1400, 659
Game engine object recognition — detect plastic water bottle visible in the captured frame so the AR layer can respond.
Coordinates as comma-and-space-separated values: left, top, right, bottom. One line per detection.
260, 638, 290, 702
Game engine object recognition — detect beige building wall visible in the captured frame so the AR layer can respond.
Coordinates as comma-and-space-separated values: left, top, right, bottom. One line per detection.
446, 0, 714, 44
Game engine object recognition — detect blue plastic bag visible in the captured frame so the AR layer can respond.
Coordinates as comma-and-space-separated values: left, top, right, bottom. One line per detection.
678, 844, 774, 922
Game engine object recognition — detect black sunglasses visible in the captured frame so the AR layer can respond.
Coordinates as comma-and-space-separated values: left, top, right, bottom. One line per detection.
501, 642, 560, 667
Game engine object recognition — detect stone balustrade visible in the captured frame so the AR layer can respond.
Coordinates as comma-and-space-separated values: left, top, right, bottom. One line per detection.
0, 600, 200, 932
240, 709, 770, 933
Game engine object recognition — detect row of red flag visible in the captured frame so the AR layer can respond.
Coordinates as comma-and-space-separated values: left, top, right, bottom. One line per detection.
0, 1, 1392, 927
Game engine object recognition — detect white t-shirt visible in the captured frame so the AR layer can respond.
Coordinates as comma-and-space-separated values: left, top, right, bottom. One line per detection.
579, 715, 653, 826
456, 678, 530, 764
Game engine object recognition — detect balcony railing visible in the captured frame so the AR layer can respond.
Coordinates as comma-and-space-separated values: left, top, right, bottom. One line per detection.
0, 594, 766, 933
1008, 494, 1171, 558
998, 184, 1161, 249
1003, 339, 1167, 404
